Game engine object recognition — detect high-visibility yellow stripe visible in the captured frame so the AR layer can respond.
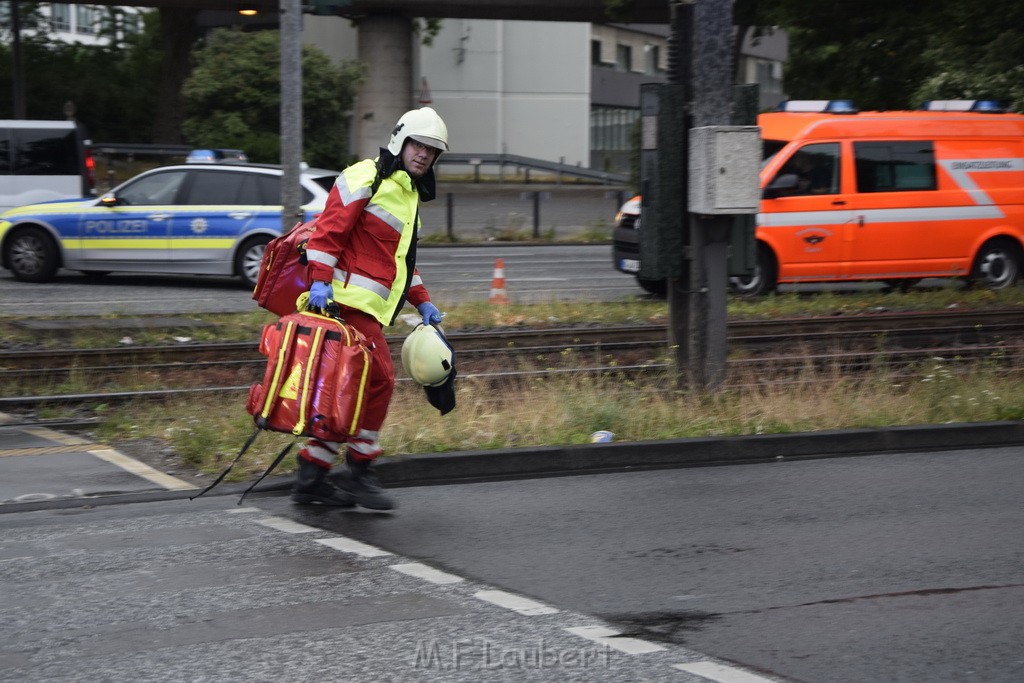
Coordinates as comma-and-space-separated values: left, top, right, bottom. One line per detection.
59, 238, 238, 250
294, 326, 326, 435
62, 239, 166, 249
262, 321, 296, 419
348, 345, 371, 434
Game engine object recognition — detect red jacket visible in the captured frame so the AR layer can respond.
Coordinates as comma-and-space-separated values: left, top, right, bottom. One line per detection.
306, 158, 430, 325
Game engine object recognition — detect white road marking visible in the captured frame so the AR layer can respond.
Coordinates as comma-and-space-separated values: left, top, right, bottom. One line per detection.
225, 506, 263, 513
316, 536, 393, 558
473, 589, 559, 615
255, 516, 319, 534
565, 625, 666, 654
673, 661, 779, 682
88, 448, 198, 491
390, 562, 464, 584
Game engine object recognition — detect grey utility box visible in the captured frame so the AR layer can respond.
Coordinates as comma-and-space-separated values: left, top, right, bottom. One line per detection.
688, 125, 761, 215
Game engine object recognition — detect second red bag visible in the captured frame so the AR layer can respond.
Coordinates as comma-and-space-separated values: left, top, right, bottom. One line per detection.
251, 220, 315, 317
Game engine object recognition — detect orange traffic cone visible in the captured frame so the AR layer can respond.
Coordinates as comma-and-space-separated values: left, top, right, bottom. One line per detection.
488, 258, 510, 304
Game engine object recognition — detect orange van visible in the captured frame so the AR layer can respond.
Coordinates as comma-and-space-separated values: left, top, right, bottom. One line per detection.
612, 100, 1024, 294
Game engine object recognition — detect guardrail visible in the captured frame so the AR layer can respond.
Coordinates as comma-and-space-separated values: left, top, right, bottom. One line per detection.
90, 144, 629, 186
439, 152, 628, 185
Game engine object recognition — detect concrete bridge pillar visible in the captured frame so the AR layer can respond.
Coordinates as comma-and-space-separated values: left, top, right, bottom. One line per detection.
354, 15, 414, 159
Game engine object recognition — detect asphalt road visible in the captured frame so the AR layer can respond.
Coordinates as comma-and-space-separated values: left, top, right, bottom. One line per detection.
251, 446, 1024, 682
2, 444, 1021, 682
0, 243, 648, 317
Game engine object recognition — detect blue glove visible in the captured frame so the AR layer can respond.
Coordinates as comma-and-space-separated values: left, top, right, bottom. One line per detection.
417, 302, 443, 326
309, 281, 333, 309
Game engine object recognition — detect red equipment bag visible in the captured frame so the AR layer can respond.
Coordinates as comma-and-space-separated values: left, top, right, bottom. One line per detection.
192, 297, 371, 504
251, 220, 315, 317
246, 296, 372, 441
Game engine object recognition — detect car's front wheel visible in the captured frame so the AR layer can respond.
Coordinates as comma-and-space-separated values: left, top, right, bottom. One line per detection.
235, 234, 272, 289
4, 226, 60, 283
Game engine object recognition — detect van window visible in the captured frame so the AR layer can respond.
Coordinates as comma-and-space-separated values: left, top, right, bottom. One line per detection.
855, 141, 937, 193
13, 127, 80, 175
773, 143, 840, 195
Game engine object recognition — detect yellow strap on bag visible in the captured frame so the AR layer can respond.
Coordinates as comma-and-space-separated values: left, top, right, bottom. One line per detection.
293, 325, 326, 435
260, 319, 297, 420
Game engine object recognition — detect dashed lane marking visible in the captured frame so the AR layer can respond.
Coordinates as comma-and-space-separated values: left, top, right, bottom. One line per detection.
316, 536, 393, 558
473, 589, 559, 615
673, 661, 778, 682
390, 562, 465, 585
256, 516, 320, 534
564, 625, 666, 654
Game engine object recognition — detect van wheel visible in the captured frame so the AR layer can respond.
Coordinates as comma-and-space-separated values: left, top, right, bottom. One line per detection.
968, 239, 1021, 290
730, 243, 777, 297
5, 226, 59, 283
636, 277, 667, 297
235, 235, 271, 289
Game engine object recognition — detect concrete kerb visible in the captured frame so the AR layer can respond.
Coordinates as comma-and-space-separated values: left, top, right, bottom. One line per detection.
374, 420, 1024, 487
2, 421, 1021, 514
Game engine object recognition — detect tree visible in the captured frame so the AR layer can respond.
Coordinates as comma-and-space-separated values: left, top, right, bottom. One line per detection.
744, 0, 1023, 112
0, 5, 162, 140
181, 28, 363, 168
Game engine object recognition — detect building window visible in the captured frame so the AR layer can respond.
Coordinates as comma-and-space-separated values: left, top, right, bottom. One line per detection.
50, 4, 71, 31
591, 40, 603, 66
644, 44, 661, 75
590, 106, 639, 153
75, 5, 98, 34
615, 44, 632, 72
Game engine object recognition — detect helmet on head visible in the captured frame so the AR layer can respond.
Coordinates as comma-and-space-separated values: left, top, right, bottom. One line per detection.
387, 107, 449, 156
401, 323, 455, 387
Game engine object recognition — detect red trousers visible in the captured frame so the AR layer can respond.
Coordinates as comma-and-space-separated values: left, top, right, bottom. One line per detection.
302, 305, 392, 467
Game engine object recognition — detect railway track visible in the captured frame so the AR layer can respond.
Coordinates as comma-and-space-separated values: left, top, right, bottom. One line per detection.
1, 308, 1022, 409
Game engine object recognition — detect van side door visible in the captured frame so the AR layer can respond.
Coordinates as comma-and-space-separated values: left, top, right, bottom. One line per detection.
845, 141, 957, 279
759, 142, 852, 282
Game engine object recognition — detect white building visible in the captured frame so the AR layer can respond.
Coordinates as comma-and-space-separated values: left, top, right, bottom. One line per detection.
8, 2, 147, 46
309, 17, 787, 173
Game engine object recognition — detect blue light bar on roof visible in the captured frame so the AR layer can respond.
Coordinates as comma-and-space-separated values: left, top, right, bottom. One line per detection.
921, 99, 1005, 112
776, 99, 858, 114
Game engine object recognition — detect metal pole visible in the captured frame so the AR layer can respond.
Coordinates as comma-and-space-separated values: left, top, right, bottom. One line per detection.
532, 192, 540, 238
666, 0, 695, 387
11, 0, 26, 118
446, 192, 454, 240
688, 0, 734, 389
279, 0, 303, 232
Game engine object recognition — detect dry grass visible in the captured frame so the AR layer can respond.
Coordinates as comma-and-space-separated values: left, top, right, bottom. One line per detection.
90, 353, 1024, 481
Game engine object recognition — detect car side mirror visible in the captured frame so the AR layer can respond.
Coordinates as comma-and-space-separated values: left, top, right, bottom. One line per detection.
763, 173, 799, 199
100, 194, 121, 207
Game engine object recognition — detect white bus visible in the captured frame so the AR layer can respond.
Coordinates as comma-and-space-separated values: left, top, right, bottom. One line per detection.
0, 120, 95, 212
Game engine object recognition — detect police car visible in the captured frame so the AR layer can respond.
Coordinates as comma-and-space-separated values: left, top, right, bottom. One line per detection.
0, 161, 339, 287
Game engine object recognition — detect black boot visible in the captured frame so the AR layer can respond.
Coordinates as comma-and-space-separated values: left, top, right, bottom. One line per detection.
291, 456, 355, 507
340, 452, 396, 510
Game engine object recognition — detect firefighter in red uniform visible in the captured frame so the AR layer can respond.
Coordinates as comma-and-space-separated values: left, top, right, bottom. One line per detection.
292, 107, 449, 510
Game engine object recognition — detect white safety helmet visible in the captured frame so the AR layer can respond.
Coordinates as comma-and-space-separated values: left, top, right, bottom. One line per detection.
387, 107, 449, 155
401, 323, 455, 387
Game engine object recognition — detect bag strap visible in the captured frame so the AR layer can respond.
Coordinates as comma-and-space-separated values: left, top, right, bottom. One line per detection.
190, 425, 262, 500
237, 439, 298, 505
